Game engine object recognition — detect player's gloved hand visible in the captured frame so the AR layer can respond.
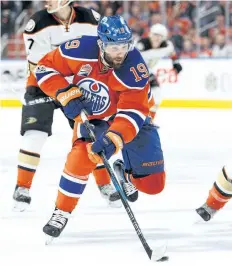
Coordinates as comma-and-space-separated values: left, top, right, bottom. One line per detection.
149, 73, 159, 87
172, 60, 182, 74
87, 131, 123, 164
56, 84, 92, 120
80, 120, 110, 139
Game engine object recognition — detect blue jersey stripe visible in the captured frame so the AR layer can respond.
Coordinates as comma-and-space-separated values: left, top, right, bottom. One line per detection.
59, 175, 86, 195
36, 71, 56, 82
118, 110, 145, 130
59, 36, 99, 60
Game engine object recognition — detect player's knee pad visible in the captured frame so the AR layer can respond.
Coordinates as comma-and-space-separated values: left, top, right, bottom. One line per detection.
214, 165, 232, 198
131, 171, 166, 195
65, 140, 96, 176
21, 130, 48, 153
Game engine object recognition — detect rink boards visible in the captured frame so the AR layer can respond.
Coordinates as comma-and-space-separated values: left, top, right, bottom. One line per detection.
1, 59, 232, 108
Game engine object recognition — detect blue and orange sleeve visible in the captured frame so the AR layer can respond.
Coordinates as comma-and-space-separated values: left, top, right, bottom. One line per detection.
108, 76, 150, 143
35, 36, 98, 98
35, 46, 75, 97
109, 88, 149, 143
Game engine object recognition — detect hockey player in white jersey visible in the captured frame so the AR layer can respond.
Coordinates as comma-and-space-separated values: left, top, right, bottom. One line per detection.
13, 0, 121, 211
136, 23, 182, 118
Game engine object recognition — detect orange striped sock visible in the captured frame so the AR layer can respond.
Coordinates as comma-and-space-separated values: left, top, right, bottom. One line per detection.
92, 165, 111, 186
206, 185, 231, 210
17, 149, 40, 188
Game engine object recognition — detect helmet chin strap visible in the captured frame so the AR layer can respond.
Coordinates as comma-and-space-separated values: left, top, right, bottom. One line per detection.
98, 40, 111, 68
102, 54, 112, 68
47, 0, 71, 14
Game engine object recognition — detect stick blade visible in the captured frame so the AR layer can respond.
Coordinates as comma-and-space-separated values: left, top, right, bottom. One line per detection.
150, 242, 168, 262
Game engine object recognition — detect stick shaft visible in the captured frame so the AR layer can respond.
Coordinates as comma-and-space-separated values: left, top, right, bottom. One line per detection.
81, 111, 152, 259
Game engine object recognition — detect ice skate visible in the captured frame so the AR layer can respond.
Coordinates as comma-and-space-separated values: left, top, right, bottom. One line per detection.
196, 203, 218, 222
98, 183, 121, 208
43, 208, 70, 244
113, 159, 138, 202
13, 185, 31, 212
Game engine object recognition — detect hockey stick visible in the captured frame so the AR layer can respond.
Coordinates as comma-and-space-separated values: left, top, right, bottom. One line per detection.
80, 110, 168, 262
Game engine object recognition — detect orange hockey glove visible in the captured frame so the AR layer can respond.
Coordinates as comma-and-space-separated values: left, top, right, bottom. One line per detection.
56, 84, 93, 120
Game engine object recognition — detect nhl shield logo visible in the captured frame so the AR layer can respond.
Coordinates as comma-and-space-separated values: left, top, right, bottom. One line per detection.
77, 78, 110, 115
77, 64, 92, 77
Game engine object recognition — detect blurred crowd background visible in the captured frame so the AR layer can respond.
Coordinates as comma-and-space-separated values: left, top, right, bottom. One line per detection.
2, 0, 232, 59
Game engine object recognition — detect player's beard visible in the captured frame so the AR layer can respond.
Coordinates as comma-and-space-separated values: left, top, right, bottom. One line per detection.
104, 53, 126, 69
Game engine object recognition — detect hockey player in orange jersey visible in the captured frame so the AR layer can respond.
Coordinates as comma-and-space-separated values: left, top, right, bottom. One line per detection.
196, 165, 232, 221
35, 15, 166, 239
13, 0, 121, 210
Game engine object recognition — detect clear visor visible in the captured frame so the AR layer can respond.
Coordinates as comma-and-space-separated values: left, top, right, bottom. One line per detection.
103, 42, 133, 54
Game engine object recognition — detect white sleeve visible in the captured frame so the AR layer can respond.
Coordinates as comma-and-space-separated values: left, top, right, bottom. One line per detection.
141, 41, 174, 61
141, 41, 175, 68
23, 30, 52, 64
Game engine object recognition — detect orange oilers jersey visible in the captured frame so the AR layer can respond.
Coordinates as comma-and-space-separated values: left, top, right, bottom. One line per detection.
36, 36, 151, 143
23, 6, 99, 88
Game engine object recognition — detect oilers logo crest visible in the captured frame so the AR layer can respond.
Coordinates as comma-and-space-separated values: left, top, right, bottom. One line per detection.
77, 78, 110, 115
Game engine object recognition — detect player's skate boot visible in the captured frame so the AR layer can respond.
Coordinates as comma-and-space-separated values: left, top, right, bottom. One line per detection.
13, 185, 31, 211
113, 159, 138, 202
98, 184, 122, 208
196, 203, 217, 222
43, 207, 70, 244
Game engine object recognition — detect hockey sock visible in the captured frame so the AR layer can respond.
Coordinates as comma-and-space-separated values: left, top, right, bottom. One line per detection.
206, 166, 232, 210
17, 130, 48, 188
56, 170, 88, 212
92, 165, 111, 186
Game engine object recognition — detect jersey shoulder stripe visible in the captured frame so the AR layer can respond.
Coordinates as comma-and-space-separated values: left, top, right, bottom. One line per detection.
24, 7, 99, 35
73, 6, 99, 25
113, 48, 149, 89
59, 36, 99, 61
24, 9, 58, 34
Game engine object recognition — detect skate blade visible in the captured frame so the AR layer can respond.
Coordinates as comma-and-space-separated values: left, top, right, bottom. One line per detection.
108, 200, 122, 208
101, 194, 122, 208
12, 201, 29, 212
45, 235, 54, 245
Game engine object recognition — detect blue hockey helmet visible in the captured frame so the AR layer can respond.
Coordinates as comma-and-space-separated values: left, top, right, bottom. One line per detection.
97, 15, 133, 46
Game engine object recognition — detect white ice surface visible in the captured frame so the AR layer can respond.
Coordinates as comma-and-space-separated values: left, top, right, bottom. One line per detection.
1, 108, 232, 266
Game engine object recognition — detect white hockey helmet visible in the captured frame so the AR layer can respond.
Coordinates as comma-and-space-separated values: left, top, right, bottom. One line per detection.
150, 23, 168, 41
46, 0, 73, 14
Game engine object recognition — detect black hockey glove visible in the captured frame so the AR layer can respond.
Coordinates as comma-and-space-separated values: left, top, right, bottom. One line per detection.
149, 73, 160, 87
172, 60, 182, 74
